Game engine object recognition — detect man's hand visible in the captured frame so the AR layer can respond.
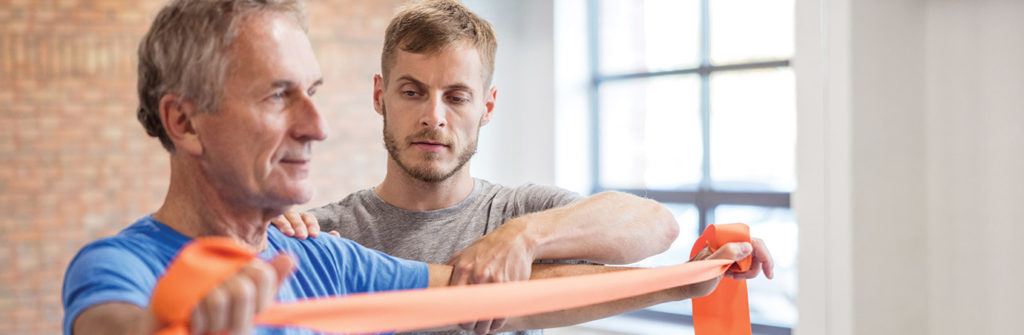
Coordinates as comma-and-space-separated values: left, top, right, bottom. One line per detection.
188, 254, 295, 334
444, 222, 535, 334
684, 237, 774, 298
270, 210, 341, 239
724, 237, 773, 280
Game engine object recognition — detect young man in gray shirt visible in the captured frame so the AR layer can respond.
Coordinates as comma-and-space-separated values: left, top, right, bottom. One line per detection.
274, 1, 775, 334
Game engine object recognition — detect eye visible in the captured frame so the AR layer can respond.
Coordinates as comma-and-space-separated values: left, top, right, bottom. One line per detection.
402, 90, 418, 97
270, 90, 285, 100
448, 95, 470, 104
307, 87, 317, 97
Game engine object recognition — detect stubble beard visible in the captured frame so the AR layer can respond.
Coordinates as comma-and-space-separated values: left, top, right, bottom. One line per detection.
381, 104, 479, 183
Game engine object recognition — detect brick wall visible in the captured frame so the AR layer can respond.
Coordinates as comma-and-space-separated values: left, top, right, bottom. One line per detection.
0, 0, 402, 333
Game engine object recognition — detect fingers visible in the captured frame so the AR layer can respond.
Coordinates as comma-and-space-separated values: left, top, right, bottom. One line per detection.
224, 275, 256, 335
754, 238, 774, 279
202, 284, 230, 333
690, 246, 713, 261
267, 253, 297, 286
457, 319, 500, 335
328, 230, 341, 237
708, 242, 752, 262
724, 238, 775, 280
490, 318, 507, 333
474, 319, 493, 335
447, 261, 473, 286
189, 255, 296, 334
239, 260, 278, 312
284, 211, 307, 239
300, 212, 320, 238
189, 305, 206, 334
270, 215, 294, 236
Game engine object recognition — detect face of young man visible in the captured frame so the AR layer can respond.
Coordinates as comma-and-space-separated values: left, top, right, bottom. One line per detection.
374, 41, 496, 183
190, 12, 327, 209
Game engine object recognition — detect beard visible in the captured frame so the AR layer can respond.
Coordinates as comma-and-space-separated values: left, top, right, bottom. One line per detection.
381, 104, 479, 183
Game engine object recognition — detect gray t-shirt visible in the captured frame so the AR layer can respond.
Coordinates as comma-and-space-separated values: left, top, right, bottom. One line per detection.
309, 179, 584, 335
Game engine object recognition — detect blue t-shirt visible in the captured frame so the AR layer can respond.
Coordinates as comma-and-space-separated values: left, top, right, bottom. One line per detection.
61, 215, 430, 334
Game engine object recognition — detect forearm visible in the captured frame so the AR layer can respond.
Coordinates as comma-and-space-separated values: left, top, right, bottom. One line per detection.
429, 262, 713, 332
515, 191, 679, 264
73, 303, 158, 335
498, 263, 701, 331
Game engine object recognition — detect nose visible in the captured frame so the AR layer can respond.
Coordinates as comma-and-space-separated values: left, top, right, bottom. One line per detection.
419, 94, 447, 128
291, 95, 329, 142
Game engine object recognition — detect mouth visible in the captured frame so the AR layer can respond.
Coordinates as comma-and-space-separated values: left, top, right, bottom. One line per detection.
410, 140, 450, 152
279, 157, 311, 165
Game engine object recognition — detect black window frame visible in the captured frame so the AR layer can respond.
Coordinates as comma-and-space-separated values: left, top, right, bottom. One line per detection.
586, 0, 793, 334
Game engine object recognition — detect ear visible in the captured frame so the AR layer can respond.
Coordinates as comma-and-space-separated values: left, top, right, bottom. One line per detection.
373, 74, 385, 116
480, 86, 497, 126
159, 94, 203, 156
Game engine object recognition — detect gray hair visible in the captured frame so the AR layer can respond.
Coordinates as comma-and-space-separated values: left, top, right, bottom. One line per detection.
136, 0, 308, 152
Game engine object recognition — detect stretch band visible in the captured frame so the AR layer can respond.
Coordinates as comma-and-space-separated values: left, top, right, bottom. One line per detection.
151, 223, 752, 334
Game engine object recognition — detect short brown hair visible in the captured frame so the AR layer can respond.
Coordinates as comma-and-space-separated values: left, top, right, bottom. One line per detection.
136, 0, 307, 152
381, 0, 497, 88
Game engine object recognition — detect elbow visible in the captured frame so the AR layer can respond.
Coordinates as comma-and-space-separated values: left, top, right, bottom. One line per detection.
650, 201, 679, 254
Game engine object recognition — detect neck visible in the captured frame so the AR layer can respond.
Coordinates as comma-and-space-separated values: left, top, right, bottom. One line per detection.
374, 158, 476, 211
152, 157, 278, 251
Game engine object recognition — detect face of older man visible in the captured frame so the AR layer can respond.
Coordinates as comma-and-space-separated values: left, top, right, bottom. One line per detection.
191, 11, 327, 209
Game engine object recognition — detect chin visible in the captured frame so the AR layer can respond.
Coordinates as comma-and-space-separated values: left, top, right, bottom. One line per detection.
272, 183, 315, 206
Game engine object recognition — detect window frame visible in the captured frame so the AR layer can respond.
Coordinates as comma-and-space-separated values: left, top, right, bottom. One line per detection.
586, 0, 793, 333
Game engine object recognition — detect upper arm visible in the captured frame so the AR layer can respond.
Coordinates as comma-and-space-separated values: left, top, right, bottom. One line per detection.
62, 243, 157, 334
72, 302, 155, 335
323, 237, 431, 293
510, 184, 583, 216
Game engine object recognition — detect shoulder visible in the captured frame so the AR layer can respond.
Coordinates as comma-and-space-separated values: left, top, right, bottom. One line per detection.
483, 179, 584, 208
66, 218, 180, 284
307, 189, 375, 223
63, 221, 176, 334
266, 227, 429, 293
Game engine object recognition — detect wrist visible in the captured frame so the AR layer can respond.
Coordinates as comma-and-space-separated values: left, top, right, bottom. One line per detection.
503, 217, 542, 260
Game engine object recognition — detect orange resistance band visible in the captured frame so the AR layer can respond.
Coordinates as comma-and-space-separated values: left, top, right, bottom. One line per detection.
690, 224, 753, 335
150, 224, 752, 334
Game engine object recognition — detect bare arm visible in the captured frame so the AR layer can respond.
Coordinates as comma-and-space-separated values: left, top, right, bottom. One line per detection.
510, 191, 679, 264
446, 191, 679, 286
72, 303, 158, 335
428, 242, 759, 333
72, 255, 294, 335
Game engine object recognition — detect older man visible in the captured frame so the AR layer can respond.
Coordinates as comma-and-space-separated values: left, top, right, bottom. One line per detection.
61, 1, 761, 334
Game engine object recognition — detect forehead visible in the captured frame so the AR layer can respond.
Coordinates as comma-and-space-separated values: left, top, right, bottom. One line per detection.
389, 41, 485, 90
224, 12, 321, 89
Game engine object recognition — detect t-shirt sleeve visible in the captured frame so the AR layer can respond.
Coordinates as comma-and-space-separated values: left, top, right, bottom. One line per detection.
511, 184, 585, 215
325, 237, 430, 294
62, 242, 157, 334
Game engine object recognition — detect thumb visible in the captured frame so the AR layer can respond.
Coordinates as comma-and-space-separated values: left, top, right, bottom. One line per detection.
268, 253, 296, 287
708, 242, 753, 262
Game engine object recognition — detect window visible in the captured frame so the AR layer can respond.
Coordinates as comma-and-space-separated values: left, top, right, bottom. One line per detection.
588, 0, 796, 332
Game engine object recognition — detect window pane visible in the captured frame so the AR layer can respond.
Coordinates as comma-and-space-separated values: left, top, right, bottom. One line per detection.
709, 0, 794, 64
710, 68, 795, 191
598, 76, 702, 190
598, 0, 700, 75
715, 205, 797, 328
627, 203, 699, 316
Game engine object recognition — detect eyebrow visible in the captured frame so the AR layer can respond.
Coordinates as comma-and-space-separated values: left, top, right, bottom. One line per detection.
396, 75, 473, 93
269, 78, 324, 90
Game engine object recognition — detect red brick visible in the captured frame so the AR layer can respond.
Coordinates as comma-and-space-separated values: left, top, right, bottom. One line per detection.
1, 0, 404, 330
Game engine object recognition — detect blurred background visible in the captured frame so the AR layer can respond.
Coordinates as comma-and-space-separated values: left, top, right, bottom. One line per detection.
1, 0, 1022, 334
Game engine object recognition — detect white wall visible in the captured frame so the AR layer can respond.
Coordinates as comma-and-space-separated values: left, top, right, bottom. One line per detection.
925, 1, 1024, 333
797, 0, 1024, 334
463, 0, 559, 187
